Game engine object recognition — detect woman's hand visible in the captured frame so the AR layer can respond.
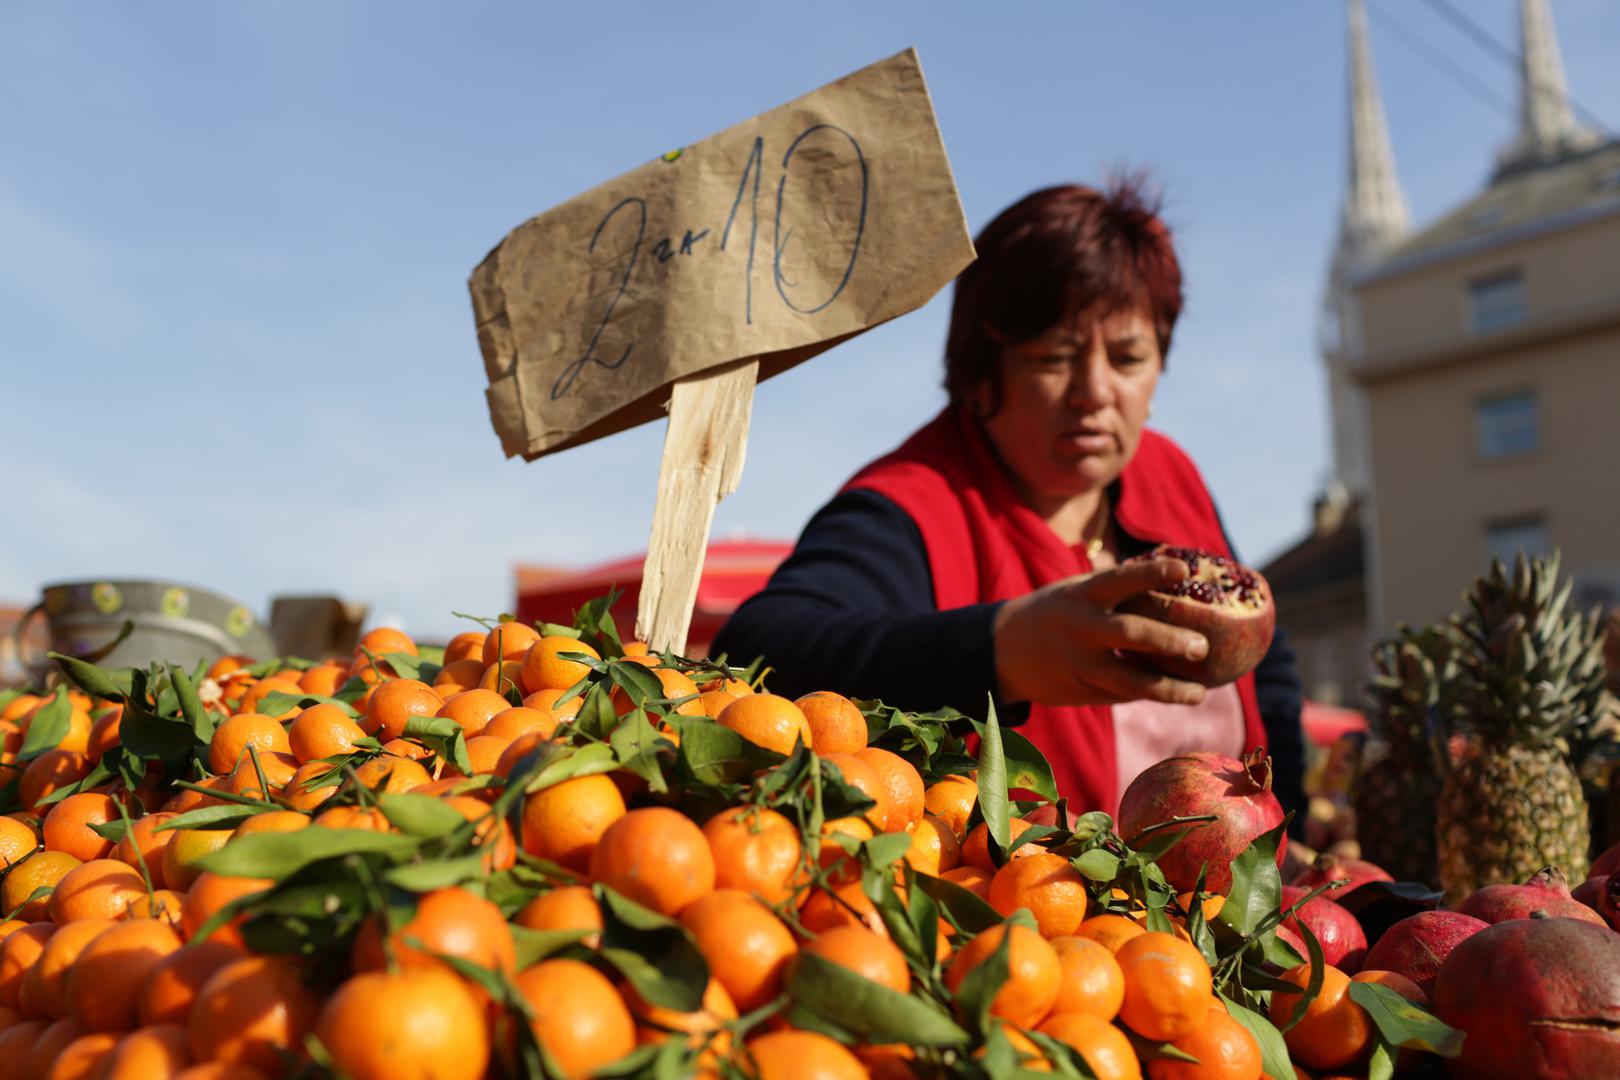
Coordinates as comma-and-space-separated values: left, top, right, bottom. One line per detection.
992, 555, 1210, 707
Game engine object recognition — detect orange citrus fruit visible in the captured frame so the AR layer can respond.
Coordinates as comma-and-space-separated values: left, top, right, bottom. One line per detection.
702, 806, 803, 906
715, 695, 812, 756
520, 774, 626, 872
794, 692, 868, 755
945, 922, 1062, 1029
679, 889, 798, 1012
988, 852, 1088, 938
316, 967, 489, 1080
1037, 1011, 1142, 1080
514, 958, 635, 1080
1115, 932, 1213, 1042
1268, 963, 1372, 1071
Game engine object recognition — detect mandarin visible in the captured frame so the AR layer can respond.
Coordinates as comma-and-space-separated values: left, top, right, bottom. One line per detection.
1037, 1011, 1142, 1080
66, 917, 182, 1031
589, 807, 715, 917
945, 922, 1061, 1029
317, 967, 489, 1080
904, 813, 962, 877
521, 636, 601, 694
99, 1023, 191, 1079
48, 860, 145, 923
206, 715, 290, 775
41, 794, 119, 864
521, 774, 626, 871
988, 852, 1088, 938
3, 851, 82, 921
744, 1030, 867, 1080
137, 941, 245, 1026
286, 703, 365, 763
515, 958, 636, 1080
680, 890, 798, 1011
515, 885, 603, 947
1116, 932, 1213, 1042
1048, 935, 1127, 1021
187, 955, 321, 1073
702, 806, 803, 906
366, 680, 442, 741
799, 925, 910, 994
715, 694, 812, 756
181, 873, 273, 946
1268, 963, 1373, 1071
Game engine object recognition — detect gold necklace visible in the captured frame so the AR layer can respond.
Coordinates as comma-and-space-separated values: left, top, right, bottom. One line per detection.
1084, 493, 1110, 560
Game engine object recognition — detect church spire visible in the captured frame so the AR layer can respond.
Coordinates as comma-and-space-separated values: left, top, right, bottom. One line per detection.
1339, 0, 1408, 266
1499, 0, 1598, 173
1320, 0, 1407, 500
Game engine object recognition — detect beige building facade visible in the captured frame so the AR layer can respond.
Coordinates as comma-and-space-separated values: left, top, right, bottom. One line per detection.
1357, 191, 1620, 628
1269, 0, 1617, 704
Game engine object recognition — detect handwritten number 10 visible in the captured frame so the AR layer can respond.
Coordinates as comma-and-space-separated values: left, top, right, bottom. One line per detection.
555, 126, 869, 399
722, 126, 868, 324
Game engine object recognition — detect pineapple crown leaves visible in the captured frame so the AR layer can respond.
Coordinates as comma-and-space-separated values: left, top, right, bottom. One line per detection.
1365, 623, 1455, 773
1449, 551, 1609, 752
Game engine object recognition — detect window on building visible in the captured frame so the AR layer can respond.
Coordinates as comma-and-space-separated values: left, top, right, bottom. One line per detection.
1483, 515, 1551, 570
1475, 390, 1541, 460
1467, 271, 1526, 332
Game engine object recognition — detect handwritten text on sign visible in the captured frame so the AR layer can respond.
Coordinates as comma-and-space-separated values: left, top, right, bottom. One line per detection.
470, 48, 973, 461
555, 127, 869, 402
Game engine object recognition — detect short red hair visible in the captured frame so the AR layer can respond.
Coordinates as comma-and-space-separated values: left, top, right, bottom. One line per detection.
944, 176, 1183, 412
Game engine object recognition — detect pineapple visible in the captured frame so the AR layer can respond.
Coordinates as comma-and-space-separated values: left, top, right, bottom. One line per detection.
1436, 552, 1609, 903
1357, 625, 1452, 886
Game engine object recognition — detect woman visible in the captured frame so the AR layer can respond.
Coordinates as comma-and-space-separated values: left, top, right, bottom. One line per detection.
712, 179, 1305, 821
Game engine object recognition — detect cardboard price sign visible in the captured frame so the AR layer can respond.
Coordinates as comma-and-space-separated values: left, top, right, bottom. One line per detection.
470, 47, 972, 460
468, 48, 973, 650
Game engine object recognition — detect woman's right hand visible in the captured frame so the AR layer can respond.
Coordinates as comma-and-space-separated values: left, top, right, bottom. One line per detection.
992, 555, 1210, 708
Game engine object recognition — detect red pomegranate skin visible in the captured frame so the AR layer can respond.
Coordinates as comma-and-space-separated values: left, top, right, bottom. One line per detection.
1117, 750, 1285, 895
1279, 885, 1368, 972
1289, 853, 1393, 896
1360, 910, 1488, 995
1457, 866, 1608, 927
1433, 917, 1620, 1080
1592, 841, 1620, 880
1117, 546, 1276, 688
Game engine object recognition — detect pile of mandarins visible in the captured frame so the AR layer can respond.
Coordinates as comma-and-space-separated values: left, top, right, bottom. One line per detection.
0, 617, 1454, 1080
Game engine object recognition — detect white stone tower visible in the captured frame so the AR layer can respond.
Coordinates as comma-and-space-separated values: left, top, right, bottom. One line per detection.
1321, 0, 1408, 498
1498, 0, 1599, 174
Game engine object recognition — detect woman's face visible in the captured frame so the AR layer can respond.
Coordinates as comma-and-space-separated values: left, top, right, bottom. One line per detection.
977, 305, 1162, 503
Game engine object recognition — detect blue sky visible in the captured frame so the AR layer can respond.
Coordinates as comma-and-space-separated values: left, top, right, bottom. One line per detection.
4, 2, 1617, 639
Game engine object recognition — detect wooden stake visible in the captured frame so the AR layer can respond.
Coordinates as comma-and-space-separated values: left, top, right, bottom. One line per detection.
636, 359, 759, 654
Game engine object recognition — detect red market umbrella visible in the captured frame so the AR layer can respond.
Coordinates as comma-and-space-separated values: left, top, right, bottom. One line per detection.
514, 539, 791, 657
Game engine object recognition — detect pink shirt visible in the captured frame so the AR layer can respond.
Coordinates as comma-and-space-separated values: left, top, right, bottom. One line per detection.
1111, 684, 1247, 815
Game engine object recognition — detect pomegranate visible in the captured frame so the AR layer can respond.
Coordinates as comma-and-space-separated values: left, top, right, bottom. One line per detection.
1117, 749, 1285, 895
1572, 874, 1605, 913
1457, 866, 1607, 927
1279, 885, 1368, 972
1359, 910, 1488, 995
1572, 874, 1620, 932
1118, 545, 1275, 687
1592, 841, 1620, 880
1433, 917, 1620, 1080
1289, 853, 1393, 897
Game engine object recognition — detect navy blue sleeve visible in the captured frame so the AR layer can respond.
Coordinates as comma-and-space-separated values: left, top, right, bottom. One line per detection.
1211, 514, 1309, 835
710, 489, 1008, 718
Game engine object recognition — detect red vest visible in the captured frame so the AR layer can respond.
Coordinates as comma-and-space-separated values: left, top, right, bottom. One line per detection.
845, 407, 1265, 812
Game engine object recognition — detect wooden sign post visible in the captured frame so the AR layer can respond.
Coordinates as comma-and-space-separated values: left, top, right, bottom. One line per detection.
468, 49, 974, 652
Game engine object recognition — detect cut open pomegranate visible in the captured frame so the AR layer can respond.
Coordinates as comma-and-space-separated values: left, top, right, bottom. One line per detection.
1118, 544, 1276, 687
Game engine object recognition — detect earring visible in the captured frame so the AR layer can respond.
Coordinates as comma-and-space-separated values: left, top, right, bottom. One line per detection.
1146, 403, 1155, 420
